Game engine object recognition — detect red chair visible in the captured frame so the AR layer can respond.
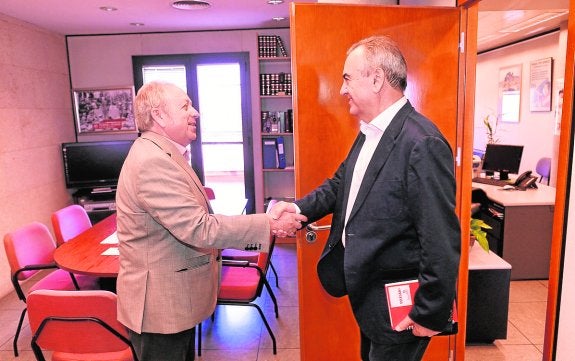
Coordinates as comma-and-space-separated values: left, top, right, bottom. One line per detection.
3, 222, 99, 357
204, 186, 216, 200
27, 289, 137, 361
221, 199, 280, 287
51, 204, 92, 246
197, 201, 279, 355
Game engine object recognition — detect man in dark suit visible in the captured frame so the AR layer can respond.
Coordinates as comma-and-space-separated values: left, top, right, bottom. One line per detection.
270, 35, 460, 360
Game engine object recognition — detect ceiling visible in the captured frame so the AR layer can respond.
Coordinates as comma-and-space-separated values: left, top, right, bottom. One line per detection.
0, 0, 569, 53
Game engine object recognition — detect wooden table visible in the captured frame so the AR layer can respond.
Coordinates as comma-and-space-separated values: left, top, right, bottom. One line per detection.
54, 198, 249, 277
54, 213, 119, 277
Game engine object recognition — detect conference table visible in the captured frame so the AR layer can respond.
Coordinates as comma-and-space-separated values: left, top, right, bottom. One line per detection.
54, 198, 249, 278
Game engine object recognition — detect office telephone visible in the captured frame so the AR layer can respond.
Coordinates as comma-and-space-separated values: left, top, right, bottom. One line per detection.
513, 170, 538, 190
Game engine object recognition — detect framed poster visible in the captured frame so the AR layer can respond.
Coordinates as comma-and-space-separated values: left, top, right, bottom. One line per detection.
530, 57, 553, 112
73, 87, 137, 133
498, 64, 522, 123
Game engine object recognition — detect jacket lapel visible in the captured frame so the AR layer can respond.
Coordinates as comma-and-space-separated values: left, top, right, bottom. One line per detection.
347, 101, 414, 222
141, 132, 213, 213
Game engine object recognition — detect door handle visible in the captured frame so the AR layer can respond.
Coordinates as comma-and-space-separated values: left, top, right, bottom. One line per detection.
305, 222, 331, 244
306, 223, 331, 232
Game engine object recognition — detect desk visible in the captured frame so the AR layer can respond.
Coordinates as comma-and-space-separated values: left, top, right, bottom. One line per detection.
54, 213, 118, 277
466, 241, 512, 343
54, 198, 249, 277
472, 182, 555, 279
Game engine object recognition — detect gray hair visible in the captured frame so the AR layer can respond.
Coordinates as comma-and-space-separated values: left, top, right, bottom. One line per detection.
347, 35, 407, 91
134, 81, 173, 131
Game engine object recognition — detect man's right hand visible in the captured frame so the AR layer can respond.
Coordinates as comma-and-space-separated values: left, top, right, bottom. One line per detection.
267, 201, 306, 237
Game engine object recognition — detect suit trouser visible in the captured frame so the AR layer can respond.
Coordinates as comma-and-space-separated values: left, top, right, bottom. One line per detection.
361, 331, 430, 361
128, 327, 196, 361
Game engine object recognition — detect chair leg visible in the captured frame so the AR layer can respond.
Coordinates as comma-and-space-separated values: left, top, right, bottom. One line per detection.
69, 272, 80, 290
269, 261, 279, 288
197, 321, 202, 357
263, 279, 279, 318
249, 304, 277, 355
13, 307, 27, 357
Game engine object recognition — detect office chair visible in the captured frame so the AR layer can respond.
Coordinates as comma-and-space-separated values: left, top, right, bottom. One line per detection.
51, 204, 92, 246
204, 186, 216, 200
221, 199, 280, 287
3, 222, 100, 357
536, 157, 551, 185
197, 203, 279, 355
27, 289, 137, 361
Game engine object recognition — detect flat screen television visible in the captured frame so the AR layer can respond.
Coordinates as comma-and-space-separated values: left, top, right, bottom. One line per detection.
62, 140, 134, 189
481, 143, 524, 180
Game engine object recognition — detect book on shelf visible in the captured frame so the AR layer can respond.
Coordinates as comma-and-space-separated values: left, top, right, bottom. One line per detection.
261, 110, 293, 133
262, 139, 278, 169
259, 73, 292, 96
276, 136, 286, 169
258, 35, 289, 58
384, 279, 458, 335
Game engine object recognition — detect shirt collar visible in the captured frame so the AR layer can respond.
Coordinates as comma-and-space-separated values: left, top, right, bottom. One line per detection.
360, 96, 407, 137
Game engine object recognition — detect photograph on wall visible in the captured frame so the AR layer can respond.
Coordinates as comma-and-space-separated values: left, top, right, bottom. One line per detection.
73, 87, 137, 133
529, 57, 553, 112
498, 64, 522, 123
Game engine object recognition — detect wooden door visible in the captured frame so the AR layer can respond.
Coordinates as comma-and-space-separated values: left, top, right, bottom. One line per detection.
290, 4, 466, 360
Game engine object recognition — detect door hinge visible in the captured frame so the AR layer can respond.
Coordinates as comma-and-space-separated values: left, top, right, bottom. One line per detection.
456, 147, 461, 167
459, 32, 465, 53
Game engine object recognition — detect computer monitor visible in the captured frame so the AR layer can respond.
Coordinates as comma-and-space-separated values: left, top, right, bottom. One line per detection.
62, 140, 134, 189
481, 144, 524, 180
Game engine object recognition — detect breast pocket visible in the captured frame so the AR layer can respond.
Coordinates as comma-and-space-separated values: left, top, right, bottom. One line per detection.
363, 179, 405, 220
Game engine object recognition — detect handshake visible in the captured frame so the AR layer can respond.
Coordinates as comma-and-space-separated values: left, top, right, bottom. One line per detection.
266, 201, 307, 237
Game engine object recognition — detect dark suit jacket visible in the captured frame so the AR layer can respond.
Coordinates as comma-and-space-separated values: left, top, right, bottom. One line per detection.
295, 101, 461, 344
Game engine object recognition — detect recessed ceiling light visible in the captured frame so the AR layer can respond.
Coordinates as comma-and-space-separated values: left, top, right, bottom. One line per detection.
171, 0, 211, 10
99, 6, 118, 12
272, 17, 286, 21
130, 23, 145, 27
268, 0, 284, 4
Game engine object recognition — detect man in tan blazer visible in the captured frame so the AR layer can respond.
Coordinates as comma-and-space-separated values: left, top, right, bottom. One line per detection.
115, 81, 306, 361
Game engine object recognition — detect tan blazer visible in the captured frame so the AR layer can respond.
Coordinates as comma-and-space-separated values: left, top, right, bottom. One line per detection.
115, 131, 270, 334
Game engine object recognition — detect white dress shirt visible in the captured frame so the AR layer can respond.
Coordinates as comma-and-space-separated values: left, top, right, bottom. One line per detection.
342, 97, 407, 246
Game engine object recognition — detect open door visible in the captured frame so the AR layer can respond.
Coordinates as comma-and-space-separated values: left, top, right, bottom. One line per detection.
290, 3, 472, 360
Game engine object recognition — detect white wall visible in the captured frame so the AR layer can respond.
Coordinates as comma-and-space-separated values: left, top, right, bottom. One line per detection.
474, 30, 565, 185
0, 13, 75, 298
67, 28, 291, 213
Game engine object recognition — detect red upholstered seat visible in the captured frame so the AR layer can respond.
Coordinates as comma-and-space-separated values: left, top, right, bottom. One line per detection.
3, 222, 99, 357
27, 289, 136, 361
218, 266, 260, 300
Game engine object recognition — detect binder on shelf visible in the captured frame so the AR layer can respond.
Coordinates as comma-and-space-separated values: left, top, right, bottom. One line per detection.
276, 136, 286, 169
263, 139, 278, 169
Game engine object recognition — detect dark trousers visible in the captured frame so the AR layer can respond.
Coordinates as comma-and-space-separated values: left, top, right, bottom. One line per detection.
361, 331, 430, 361
128, 327, 196, 361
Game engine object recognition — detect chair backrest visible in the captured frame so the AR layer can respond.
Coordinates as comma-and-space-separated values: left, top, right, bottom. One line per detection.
52, 204, 92, 246
257, 199, 279, 271
27, 289, 134, 355
204, 186, 216, 200
3, 222, 57, 281
536, 157, 551, 183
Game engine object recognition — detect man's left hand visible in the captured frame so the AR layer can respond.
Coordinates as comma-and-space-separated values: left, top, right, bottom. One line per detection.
395, 316, 440, 337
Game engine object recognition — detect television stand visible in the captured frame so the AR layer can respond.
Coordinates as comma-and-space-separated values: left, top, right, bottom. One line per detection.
73, 188, 117, 224
91, 187, 115, 194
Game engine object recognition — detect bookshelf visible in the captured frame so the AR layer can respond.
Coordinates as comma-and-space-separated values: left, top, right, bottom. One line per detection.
258, 34, 295, 207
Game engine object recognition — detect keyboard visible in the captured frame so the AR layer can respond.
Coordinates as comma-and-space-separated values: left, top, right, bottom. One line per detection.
472, 177, 512, 187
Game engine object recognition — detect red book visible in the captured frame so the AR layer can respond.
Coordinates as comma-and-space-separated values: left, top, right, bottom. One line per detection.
385, 279, 458, 332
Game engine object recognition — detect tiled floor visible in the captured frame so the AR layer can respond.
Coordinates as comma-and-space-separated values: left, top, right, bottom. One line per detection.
465, 280, 548, 361
0, 244, 548, 361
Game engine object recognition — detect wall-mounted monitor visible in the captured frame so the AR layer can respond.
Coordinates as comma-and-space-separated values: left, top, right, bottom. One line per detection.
481, 144, 524, 180
62, 140, 134, 189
